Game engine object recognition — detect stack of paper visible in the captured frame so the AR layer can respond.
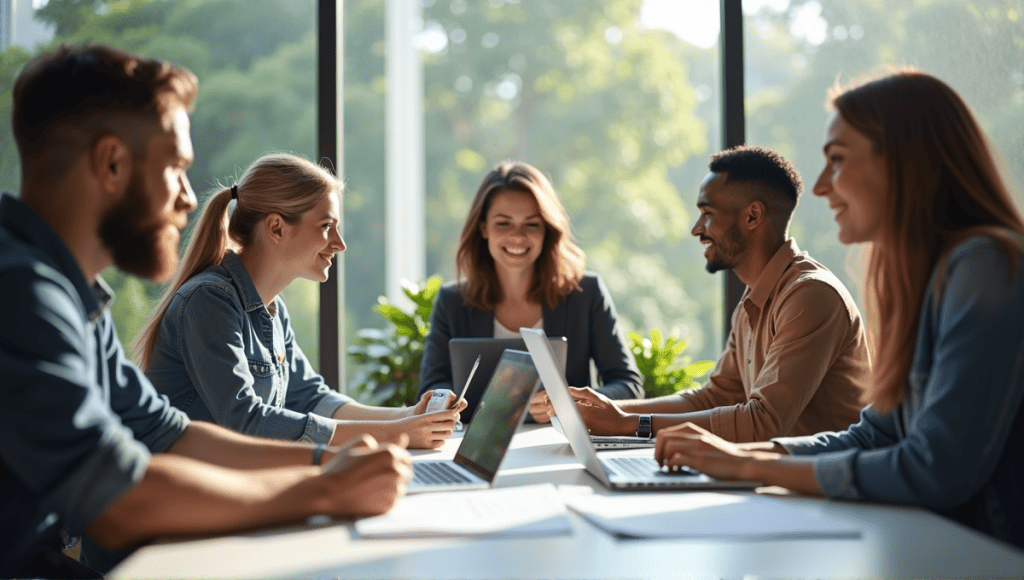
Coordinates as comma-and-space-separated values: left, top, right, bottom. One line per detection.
355, 483, 572, 539
563, 491, 861, 540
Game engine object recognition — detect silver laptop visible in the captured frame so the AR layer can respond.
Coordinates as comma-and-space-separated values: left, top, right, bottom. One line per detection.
521, 327, 761, 491
409, 349, 541, 493
550, 416, 656, 450
450, 336, 567, 423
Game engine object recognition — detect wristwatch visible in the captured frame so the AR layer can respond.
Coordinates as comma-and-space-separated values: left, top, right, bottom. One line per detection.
635, 414, 653, 439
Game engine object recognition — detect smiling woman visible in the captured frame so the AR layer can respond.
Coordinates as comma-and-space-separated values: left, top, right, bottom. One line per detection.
134, 153, 465, 453
419, 161, 644, 424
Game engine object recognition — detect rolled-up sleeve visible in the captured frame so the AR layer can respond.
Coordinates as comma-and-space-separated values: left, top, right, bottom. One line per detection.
0, 269, 151, 534
709, 281, 857, 442
782, 241, 1024, 508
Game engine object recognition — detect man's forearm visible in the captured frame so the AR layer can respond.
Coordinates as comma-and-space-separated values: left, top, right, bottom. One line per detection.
86, 454, 321, 550
616, 393, 702, 414
168, 421, 319, 469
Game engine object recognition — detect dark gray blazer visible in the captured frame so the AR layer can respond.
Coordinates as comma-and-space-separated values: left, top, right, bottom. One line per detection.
418, 273, 644, 403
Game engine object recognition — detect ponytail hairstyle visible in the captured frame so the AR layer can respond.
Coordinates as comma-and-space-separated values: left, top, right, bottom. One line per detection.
456, 161, 585, 311
135, 153, 342, 368
831, 69, 1024, 413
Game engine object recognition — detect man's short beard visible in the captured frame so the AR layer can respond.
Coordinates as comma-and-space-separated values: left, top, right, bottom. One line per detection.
705, 222, 746, 274
98, 172, 177, 282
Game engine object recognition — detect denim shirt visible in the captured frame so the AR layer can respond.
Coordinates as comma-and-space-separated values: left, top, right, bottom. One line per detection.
776, 235, 1024, 549
0, 194, 190, 576
146, 251, 351, 444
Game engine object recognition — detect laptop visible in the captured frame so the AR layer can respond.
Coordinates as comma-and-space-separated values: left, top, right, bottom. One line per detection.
449, 336, 567, 423
408, 349, 541, 493
521, 327, 761, 491
549, 416, 656, 450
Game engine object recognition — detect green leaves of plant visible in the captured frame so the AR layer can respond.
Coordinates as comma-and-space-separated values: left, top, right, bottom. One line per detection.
628, 329, 714, 399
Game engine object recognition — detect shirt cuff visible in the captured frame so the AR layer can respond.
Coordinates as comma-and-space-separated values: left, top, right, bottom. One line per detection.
48, 426, 151, 534
811, 448, 863, 500
301, 412, 338, 445
772, 434, 825, 455
311, 392, 352, 420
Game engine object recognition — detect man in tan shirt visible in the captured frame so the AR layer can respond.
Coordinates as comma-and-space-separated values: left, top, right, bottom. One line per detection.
559, 146, 869, 443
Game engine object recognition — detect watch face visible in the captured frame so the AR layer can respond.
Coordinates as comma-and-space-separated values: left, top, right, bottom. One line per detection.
637, 415, 653, 439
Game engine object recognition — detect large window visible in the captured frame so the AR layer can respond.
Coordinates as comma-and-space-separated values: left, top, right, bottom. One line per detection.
4, 1, 1021, 395
343, 0, 725, 384
0, 0, 323, 366
743, 0, 1024, 315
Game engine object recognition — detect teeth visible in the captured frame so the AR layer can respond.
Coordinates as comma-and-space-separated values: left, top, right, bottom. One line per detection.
505, 247, 528, 255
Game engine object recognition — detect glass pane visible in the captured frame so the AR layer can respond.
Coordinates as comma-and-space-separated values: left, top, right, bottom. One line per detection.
343, 0, 725, 384
0, 0, 320, 366
744, 0, 1024, 315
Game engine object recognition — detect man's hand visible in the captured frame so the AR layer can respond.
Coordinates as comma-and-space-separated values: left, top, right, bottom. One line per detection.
319, 434, 413, 518
568, 387, 635, 435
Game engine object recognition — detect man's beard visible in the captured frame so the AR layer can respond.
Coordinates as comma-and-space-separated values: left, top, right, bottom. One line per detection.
98, 172, 179, 283
705, 222, 746, 274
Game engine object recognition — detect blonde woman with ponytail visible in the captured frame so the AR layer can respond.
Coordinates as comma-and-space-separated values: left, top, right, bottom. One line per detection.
137, 153, 464, 449
651, 70, 1024, 549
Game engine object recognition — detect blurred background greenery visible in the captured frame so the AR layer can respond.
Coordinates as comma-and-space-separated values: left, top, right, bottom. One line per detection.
1, 0, 1021, 399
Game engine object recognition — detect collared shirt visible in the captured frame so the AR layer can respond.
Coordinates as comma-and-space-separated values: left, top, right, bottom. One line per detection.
0, 193, 190, 576
146, 251, 351, 444
679, 238, 869, 442
777, 235, 1024, 549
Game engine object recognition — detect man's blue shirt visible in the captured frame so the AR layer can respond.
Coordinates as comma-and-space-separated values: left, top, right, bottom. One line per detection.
0, 193, 190, 575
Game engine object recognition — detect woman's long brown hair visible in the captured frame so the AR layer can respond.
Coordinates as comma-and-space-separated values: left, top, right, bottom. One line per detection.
832, 70, 1024, 412
456, 161, 585, 311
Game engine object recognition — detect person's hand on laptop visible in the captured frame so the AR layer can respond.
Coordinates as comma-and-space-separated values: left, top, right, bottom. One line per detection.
568, 387, 635, 435
655, 422, 780, 480
318, 433, 414, 517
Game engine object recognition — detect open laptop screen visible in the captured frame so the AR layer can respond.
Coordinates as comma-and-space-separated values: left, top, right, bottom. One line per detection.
453, 349, 540, 481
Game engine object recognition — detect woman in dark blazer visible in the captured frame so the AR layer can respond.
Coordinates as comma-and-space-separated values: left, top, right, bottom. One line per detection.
419, 161, 643, 423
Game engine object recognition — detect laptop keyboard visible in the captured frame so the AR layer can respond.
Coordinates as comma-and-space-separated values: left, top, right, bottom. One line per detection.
413, 461, 475, 485
602, 455, 698, 477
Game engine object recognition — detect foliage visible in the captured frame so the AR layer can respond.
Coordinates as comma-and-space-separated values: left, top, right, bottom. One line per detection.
628, 329, 715, 399
1, 0, 1022, 385
347, 277, 442, 407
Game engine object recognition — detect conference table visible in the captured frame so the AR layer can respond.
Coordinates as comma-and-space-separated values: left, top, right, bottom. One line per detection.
112, 425, 1024, 579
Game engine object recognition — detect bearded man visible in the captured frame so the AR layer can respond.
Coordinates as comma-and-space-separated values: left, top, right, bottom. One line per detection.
547, 146, 870, 443
0, 45, 411, 578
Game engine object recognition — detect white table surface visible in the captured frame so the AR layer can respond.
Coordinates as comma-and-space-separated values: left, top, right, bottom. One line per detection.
112, 425, 1024, 579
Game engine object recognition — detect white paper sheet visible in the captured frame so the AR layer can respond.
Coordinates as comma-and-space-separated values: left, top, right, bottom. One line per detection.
563, 491, 861, 540
355, 483, 572, 539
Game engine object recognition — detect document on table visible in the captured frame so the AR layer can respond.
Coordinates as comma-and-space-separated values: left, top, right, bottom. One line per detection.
562, 491, 861, 540
355, 483, 572, 539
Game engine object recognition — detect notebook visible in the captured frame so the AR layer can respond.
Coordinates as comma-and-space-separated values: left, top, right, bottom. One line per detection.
449, 336, 567, 423
521, 327, 761, 491
408, 349, 541, 494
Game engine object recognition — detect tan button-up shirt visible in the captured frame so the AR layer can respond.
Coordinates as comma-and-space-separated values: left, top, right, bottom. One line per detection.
680, 239, 870, 442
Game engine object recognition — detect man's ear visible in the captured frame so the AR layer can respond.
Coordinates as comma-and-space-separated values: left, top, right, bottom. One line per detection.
91, 134, 132, 196
743, 200, 766, 231
264, 213, 286, 243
